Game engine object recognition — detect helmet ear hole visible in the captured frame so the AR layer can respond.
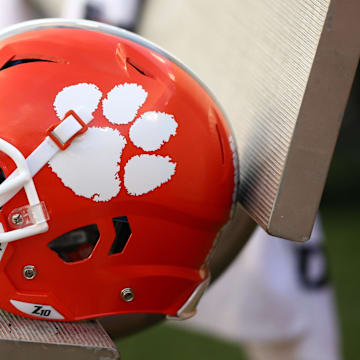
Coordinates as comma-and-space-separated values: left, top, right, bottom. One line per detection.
109, 216, 132, 255
48, 224, 100, 263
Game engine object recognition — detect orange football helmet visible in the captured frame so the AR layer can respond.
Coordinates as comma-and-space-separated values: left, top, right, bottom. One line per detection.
0, 19, 238, 321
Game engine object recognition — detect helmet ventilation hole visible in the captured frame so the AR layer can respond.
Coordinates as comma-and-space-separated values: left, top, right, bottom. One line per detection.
215, 124, 225, 164
0, 168, 6, 184
0, 58, 55, 71
126, 58, 152, 78
48, 224, 100, 263
0, 168, 6, 209
109, 216, 132, 255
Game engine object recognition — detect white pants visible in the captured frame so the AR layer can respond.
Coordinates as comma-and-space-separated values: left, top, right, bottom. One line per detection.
179, 216, 341, 360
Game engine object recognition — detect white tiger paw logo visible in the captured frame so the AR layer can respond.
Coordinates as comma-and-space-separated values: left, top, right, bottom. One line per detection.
49, 83, 177, 201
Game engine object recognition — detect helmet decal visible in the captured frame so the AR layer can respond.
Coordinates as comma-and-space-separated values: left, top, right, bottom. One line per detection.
102, 83, 147, 124
129, 111, 177, 151
49, 82, 177, 201
124, 154, 176, 196
53, 83, 102, 122
49, 126, 126, 202
10, 300, 64, 320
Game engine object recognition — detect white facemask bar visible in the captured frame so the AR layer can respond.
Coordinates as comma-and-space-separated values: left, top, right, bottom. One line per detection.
0, 110, 88, 243
0, 139, 48, 242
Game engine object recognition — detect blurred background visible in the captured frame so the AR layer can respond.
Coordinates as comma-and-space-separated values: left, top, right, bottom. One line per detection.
0, 0, 359, 359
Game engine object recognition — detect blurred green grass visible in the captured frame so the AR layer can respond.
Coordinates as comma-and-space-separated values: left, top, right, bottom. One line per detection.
322, 208, 360, 360
115, 208, 359, 360
116, 324, 244, 359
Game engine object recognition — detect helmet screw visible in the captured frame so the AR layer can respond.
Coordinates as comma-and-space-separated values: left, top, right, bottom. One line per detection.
11, 214, 24, 226
121, 288, 135, 302
23, 265, 37, 280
